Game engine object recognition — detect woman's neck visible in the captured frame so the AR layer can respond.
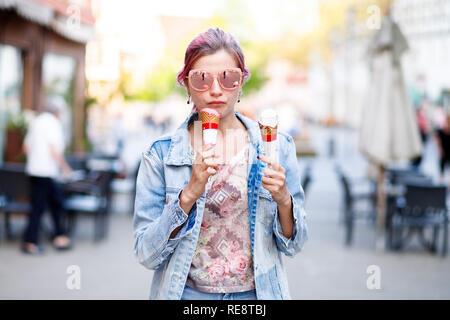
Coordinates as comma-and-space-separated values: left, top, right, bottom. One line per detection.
217, 113, 244, 134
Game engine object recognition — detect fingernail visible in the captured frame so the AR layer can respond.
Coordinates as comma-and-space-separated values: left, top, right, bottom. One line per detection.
257, 155, 260, 160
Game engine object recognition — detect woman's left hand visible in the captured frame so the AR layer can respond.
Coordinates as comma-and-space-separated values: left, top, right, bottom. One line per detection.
258, 155, 291, 207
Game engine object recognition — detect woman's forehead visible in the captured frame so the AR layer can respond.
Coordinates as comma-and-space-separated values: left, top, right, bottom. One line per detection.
191, 50, 239, 71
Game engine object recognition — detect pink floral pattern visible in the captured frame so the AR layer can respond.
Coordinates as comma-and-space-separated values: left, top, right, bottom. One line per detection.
187, 140, 255, 293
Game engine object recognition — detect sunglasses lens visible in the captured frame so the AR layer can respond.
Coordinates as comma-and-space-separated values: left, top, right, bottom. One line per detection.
190, 71, 212, 90
219, 70, 241, 89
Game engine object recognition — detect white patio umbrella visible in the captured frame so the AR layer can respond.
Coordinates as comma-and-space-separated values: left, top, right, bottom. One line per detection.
359, 12, 422, 249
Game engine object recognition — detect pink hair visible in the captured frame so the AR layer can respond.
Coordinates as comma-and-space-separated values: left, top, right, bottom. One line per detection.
177, 27, 251, 87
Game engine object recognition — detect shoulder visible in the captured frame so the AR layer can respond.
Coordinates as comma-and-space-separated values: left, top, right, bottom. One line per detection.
278, 130, 295, 155
39, 112, 54, 122
278, 130, 294, 144
32, 113, 46, 126
238, 112, 258, 126
142, 133, 173, 160
32, 113, 58, 133
40, 113, 59, 128
277, 131, 297, 164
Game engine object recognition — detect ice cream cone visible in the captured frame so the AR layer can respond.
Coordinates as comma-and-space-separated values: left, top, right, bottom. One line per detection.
200, 108, 220, 145
258, 108, 279, 162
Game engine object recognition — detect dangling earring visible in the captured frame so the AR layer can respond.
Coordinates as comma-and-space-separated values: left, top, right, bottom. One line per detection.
238, 92, 241, 103
187, 95, 191, 104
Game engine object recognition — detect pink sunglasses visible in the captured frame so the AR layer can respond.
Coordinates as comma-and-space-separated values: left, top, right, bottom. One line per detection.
187, 68, 243, 91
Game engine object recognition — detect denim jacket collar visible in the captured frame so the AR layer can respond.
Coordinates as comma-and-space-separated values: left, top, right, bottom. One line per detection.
166, 110, 264, 166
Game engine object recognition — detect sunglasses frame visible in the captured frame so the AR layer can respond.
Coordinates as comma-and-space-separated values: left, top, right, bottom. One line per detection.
186, 68, 243, 92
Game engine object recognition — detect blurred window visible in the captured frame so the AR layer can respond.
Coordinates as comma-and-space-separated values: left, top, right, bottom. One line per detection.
0, 44, 23, 163
42, 53, 76, 148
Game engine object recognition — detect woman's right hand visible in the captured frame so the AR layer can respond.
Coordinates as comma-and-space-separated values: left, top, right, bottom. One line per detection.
171, 144, 218, 239
182, 143, 219, 203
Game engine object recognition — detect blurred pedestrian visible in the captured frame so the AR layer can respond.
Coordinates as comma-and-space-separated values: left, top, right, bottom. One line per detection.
409, 74, 428, 110
435, 114, 450, 182
410, 74, 430, 170
111, 112, 127, 179
410, 104, 430, 170
22, 96, 73, 254
111, 112, 125, 157
133, 27, 308, 300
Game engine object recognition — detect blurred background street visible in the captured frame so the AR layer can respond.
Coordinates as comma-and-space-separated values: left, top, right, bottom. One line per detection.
1, 0, 450, 299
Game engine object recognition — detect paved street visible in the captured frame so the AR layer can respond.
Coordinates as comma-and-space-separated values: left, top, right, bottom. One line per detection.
1, 124, 449, 299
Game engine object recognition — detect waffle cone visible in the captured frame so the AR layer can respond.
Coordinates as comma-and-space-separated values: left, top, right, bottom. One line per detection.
259, 122, 278, 135
200, 108, 220, 125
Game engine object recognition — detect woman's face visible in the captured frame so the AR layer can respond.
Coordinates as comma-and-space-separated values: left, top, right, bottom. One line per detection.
185, 49, 242, 119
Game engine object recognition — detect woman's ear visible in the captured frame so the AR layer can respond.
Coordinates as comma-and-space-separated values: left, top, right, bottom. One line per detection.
184, 79, 190, 95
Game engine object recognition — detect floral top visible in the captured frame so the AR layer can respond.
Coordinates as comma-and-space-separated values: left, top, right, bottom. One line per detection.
186, 136, 255, 293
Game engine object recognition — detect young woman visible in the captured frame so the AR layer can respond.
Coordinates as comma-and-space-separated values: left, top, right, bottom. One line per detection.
133, 27, 308, 300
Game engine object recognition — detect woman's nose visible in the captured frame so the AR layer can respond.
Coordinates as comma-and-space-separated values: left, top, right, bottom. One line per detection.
209, 77, 223, 96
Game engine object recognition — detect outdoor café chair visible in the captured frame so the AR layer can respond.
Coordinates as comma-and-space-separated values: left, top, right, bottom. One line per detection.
65, 153, 88, 172
335, 164, 377, 246
390, 183, 448, 256
63, 170, 115, 242
0, 164, 31, 240
386, 167, 429, 185
385, 173, 434, 223
385, 174, 434, 250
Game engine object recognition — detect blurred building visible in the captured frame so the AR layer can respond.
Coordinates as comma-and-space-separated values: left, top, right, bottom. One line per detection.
315, 0, 450, 128
85, 1, 207, 103
392, 0, 450, 102
0, 0, 95, 162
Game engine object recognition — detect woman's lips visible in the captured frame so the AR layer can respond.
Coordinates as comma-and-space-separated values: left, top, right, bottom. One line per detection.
208, 101, 225, 105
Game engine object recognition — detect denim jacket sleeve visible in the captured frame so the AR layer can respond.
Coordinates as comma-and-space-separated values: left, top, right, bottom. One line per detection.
133, 142, 197, 270
272, 134, 308, 256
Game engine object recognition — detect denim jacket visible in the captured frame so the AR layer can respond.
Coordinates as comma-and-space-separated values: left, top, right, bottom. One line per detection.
133, 110, 308, 300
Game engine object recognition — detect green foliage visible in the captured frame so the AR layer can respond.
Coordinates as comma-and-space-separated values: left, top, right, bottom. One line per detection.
118, 69, 134, 101
240, 40, 271, 95
6, 112, 27, 132
121, 62, 182, 102
81, 96, 97, 152
45, 77, 75, 110
84, 96, 97, 108
242, 63, 269, 96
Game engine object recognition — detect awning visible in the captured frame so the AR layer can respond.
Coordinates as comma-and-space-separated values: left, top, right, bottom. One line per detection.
51, 13, 95, 44
0, 0, 95, 43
